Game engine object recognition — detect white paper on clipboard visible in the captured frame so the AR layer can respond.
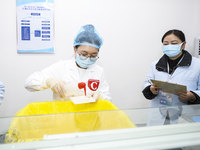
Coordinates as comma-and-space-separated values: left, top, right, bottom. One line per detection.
150, 79, 187, 94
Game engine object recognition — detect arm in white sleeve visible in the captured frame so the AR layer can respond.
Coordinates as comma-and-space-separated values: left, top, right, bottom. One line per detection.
24, 61, 62, 92
191, 69, 200, 97
188, 67, 200, 104
0, 79, 5, 104
142, 63, 158, 100
98, 70, 112, 101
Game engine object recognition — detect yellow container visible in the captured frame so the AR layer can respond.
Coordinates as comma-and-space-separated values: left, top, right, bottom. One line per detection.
5, 100, 136, 143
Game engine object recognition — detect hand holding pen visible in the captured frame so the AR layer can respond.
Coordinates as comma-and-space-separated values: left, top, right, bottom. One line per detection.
148, 80, 160, 95
150, 85, 160, 95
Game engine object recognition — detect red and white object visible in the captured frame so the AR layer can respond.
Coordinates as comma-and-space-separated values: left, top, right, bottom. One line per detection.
88, 79, 100, 91
64, 81, 86, 98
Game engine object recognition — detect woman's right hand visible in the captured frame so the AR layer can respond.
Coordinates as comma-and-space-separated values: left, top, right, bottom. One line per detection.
46, 78, 66, 98
150, 85, 160, 95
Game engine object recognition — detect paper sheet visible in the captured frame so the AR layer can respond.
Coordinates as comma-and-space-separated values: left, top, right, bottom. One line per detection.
70, 96, 96, 104
150, 79, 187, 94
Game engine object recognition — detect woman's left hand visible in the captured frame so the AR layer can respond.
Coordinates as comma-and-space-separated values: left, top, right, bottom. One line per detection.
175, 91, 196, 102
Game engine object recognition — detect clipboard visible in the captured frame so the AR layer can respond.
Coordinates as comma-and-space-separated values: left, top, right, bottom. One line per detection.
150, 79, 187, 94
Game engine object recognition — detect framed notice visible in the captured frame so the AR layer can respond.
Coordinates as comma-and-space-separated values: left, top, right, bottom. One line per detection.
16, 0, 54, 53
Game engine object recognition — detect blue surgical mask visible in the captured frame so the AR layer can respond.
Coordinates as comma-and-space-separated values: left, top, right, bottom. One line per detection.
75, 53, 96, 69
162, 43, 183, 57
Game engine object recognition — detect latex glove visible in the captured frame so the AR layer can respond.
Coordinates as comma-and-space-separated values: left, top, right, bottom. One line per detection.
87, 91, 100, 101
175, 91, 196, 102
150, 85, 160, 95
46, 78, 66, 98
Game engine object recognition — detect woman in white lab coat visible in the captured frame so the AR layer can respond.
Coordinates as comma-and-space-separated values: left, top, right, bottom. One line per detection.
142, 29, 200, 125
25, 24, 112, 101
0, 78, 5, 105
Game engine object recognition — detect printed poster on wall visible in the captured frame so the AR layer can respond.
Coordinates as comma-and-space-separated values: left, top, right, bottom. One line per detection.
16, 0, 54, 53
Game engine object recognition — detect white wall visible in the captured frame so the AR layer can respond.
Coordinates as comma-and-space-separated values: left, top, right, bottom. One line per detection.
0, 0, 200, 117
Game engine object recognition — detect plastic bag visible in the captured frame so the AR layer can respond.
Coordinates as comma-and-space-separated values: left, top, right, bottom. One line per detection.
5, 100, 136, 143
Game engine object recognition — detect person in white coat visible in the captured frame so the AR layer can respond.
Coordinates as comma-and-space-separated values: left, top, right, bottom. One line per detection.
25, 24, 112, 101
0, 78, 5, 105
142, 29, 200, 125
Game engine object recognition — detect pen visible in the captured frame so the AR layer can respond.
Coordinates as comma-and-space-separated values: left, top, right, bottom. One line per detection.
148, 79, 158, 91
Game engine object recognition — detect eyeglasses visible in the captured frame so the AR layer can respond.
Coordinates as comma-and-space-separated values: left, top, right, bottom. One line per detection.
78, 53, 99, 62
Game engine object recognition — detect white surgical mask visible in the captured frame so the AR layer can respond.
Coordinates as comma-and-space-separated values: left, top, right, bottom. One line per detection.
162, 43, 183, 57
75, 53, 96, 69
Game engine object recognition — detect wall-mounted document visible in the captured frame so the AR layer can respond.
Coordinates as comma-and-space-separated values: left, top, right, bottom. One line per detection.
16, 0, 54, 53
150, 79, 187, 94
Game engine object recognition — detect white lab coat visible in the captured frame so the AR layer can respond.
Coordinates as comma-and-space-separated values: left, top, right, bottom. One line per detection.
143, 56, 200, 107
0, 78, 5, 105
143, 56, 200, 125
25, 57, 112, 101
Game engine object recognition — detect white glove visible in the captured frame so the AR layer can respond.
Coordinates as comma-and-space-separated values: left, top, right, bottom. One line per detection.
46, 78, 66, 98
87, 91, 100, 101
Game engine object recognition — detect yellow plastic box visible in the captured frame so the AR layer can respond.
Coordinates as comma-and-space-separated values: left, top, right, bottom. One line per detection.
5, 100, 136, 143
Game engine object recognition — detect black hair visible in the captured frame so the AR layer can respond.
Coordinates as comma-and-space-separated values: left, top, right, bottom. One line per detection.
161, 29, 186, 43
75, 45, 79, 49
75, 44, 99, 52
